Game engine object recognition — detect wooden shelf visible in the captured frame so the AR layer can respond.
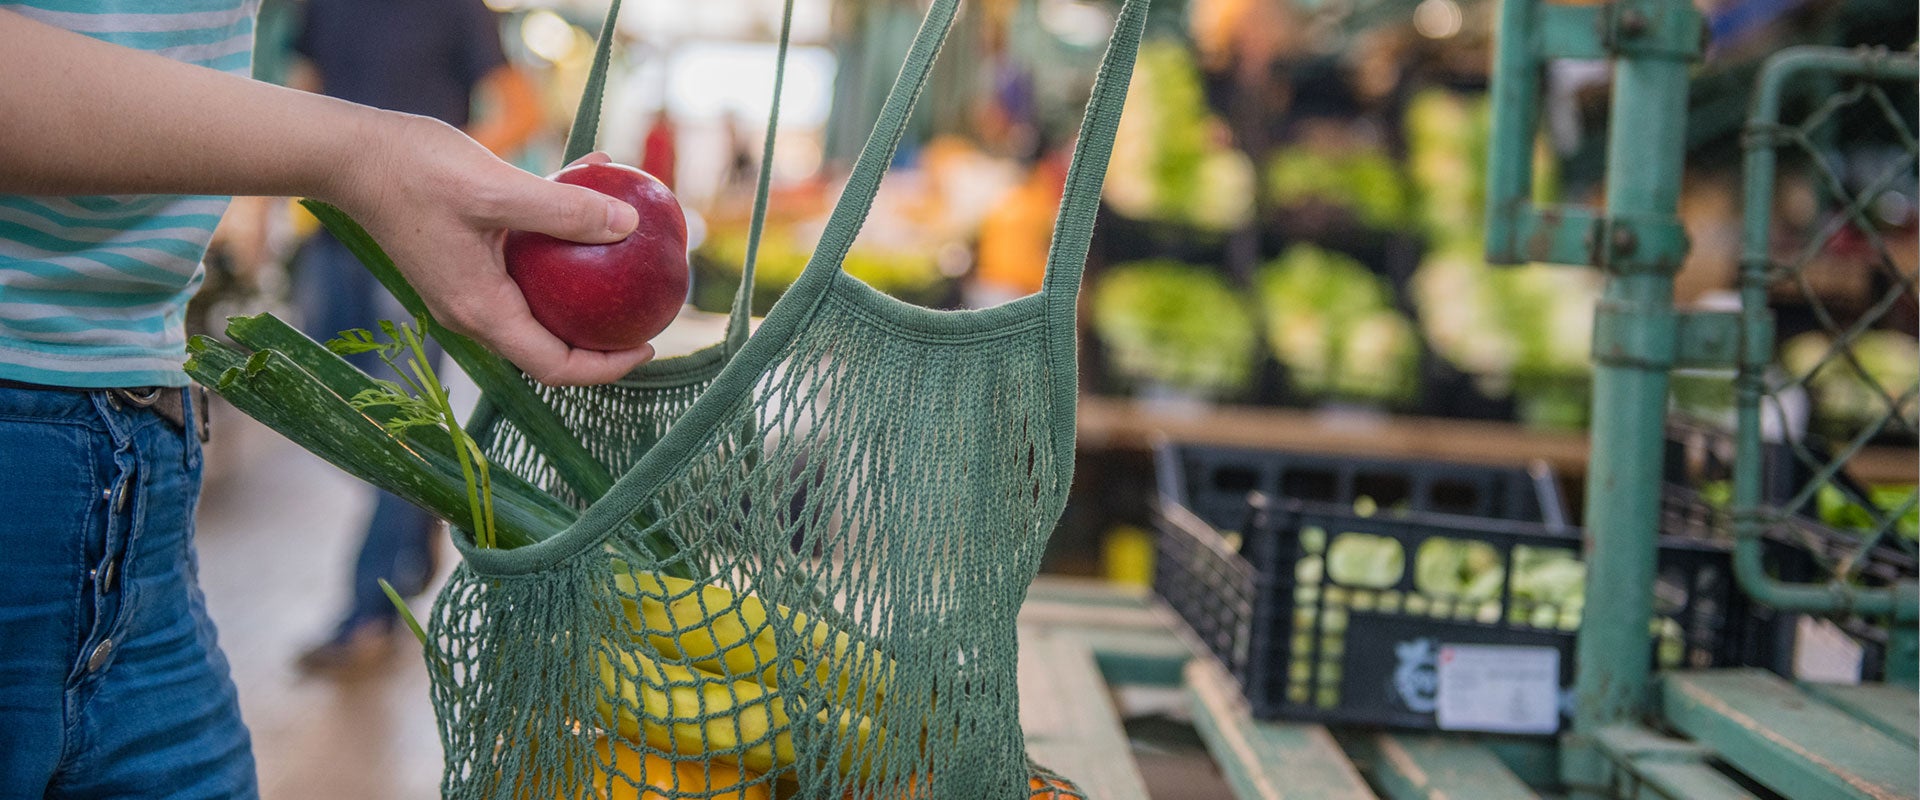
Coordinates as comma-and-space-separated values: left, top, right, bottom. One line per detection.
1076, 396, 1917, 484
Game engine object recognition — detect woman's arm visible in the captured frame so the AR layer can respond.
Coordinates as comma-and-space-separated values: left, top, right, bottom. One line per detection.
0, 9, 652, 386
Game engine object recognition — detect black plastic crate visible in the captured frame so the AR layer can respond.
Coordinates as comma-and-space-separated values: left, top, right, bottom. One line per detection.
1660, 422, 1918, 679
1154, 443, 1566, 534
1152, 443, 1756, 733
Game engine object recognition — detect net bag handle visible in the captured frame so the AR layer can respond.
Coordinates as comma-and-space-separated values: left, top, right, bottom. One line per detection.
561, 0, 794, 355
782, 0, 1147, 464
1036, 0, 1148, 458
792, 0, 1146, 308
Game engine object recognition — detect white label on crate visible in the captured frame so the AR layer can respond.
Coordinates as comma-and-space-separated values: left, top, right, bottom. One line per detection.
1435, 644, 1560, 734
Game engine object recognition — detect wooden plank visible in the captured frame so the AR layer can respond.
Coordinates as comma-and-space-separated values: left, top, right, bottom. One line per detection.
1079, 396, 1590, 474
1662, 669, 1920, 800
1800, 682, 1920, 748
1075, 396, 1919, 483
1018, 629, 1152, 800
1077, 627, 1191, 687
1018, 599, 1169, 632
1594, 725, 1759, 800
1024, 576, 1155, 609
1633, 762, 1763, 800
1185, 657, 1377, 800
1347, 733, 1541, 800
1020, 577, 1193, 687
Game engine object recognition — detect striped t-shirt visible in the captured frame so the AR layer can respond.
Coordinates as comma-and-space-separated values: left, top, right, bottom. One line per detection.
0, 0, 257, 388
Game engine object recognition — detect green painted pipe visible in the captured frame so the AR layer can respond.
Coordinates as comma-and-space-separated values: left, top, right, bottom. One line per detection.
1483, 0, 1539, 264
1734, 47, 1918, 623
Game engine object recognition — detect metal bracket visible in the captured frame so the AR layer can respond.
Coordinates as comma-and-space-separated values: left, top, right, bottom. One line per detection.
1512, 208, 1688, 272
1536, 0, 1705, 62
1601, 0, 1706, 61
1593, 308, 1756, 370
1486, 0, 1705, 267
1598, 213, 1690, 274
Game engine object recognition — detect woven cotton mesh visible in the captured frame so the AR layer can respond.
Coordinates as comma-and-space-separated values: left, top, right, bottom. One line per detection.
479, 370, 716, 508
430, 290, 1083, 799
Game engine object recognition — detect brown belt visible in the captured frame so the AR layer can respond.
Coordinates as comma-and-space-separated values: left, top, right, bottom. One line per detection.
106, 386, 211, 442
0, 379, 210, 442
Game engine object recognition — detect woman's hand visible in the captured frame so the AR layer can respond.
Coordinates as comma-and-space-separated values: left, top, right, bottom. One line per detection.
327, 116, 655, 386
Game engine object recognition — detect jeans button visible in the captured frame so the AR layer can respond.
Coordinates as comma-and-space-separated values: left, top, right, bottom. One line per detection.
86, 639, 113, 672
106, 393, 122, 411
100, 562, 117, 593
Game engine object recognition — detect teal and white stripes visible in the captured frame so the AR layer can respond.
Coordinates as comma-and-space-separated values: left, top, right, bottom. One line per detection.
0, 0, 256, 388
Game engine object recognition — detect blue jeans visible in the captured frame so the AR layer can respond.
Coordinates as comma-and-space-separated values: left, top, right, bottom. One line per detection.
295, 231, 441, 633
0, 385, 257, 799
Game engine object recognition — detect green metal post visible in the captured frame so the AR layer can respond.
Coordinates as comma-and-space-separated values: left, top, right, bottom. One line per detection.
1565, 4, 1696, 793
1484, 0, 1540, 264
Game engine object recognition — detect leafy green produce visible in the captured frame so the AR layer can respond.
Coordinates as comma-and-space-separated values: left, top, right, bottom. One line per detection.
1404, 89, 1487, 242
696, 225, 944, 314
1414, 538, 1504, 599
1104, 40, 1253, 231
1089, 260, 1259, 397
1256, 246, 1419, 404
1403, 88, 1559, 249
1512, 546, 1585, 607
1780, 330, 1920, 440
1264, 146, 1412, 230
1817, 483, 1920, 540
1326, 533, 1404, 587
1413, 247, 1600, 426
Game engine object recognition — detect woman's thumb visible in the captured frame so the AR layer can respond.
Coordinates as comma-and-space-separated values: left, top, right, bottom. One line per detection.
503, 177, 638, 243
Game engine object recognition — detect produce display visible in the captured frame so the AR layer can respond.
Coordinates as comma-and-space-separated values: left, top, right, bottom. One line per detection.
1780, 329, 1920, 441
1818, 484, 1920, 540
1255, 246, 1418, 405
1089, 260, 1260, 398
1282, 510, 1687, 707
1413, 248, 1600, 427
1263, 144, 1412, 231
695, 224, 946, 315
505, 163, 690, 351
1403, 89, 1490, 241
1102, 40, 1255, 232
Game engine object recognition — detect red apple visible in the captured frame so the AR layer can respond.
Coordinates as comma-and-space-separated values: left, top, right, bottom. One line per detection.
504, 163, 690, 351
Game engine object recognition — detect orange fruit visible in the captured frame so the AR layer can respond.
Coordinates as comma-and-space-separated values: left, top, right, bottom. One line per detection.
1028, 775, 1077, 799
563, 737, 771, 800
842, 773, 1077, 799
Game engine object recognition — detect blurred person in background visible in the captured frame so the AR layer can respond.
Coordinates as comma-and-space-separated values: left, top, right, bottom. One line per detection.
290, 0, 545, 674
640, 108, 679, 191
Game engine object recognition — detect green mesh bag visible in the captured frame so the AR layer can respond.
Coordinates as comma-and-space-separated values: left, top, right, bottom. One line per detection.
412, 0, 1144, 795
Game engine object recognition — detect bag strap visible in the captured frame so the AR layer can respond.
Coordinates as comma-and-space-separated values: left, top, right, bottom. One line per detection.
1039, 0, 1148, 320
726, 0, 796, 356
560, 0, 622, 166
561, 0, 794, 355
794, 0, 963, 282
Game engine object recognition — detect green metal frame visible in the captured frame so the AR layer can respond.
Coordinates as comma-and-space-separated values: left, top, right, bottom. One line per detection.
1484, 0, 1707, 793
1488, 15, 1918, 791
1733, 46, 1920, 681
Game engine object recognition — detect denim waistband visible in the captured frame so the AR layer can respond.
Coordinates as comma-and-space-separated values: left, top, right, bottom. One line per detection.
0, 381, 182, 435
